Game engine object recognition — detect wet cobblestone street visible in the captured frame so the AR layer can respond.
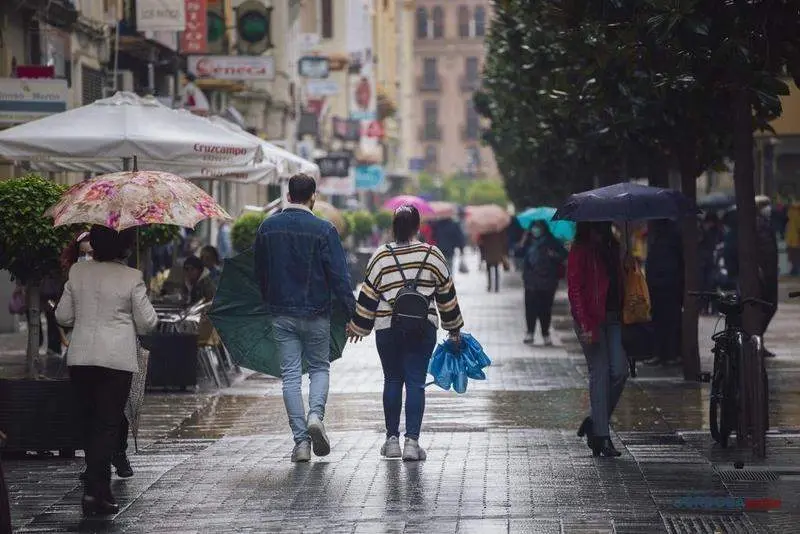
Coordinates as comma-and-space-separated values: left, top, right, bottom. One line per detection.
4, 260, 800, 533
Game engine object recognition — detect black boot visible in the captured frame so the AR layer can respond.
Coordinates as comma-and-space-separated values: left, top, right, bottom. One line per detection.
81, 494, 119, 516
590, 436, 622, 458
577, 416, 593, 438
112, 453, 133, 478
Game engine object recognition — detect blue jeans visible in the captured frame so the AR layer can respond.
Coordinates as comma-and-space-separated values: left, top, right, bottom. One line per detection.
271, 315, 331, 444
576, 314, 629, 437
375, 325, 437, 440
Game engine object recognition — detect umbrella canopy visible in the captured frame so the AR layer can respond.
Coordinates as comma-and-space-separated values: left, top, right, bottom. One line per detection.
0, 92, 262, 171
45, 170, 231, 231
428, 334, 491, 394
516, 207, 576, 242
208, 117, 320, 182
464, 204, 512, 236
208, 250, 348, 378
697, 192, 736, 211
125, 344, 150, 453
428, 201, 458, 220
313, 200, 347, 235
382, 195, 434, 216
553, 182, 694, 222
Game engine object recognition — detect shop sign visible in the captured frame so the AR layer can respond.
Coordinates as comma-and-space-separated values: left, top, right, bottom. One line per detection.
298, 57, 330, 79
188, 55, 275, 81
306, 79, 339, 97
136, 0, 186, 32
355, 164, 384, 191
319, 173, 355, 196
315, 155, 351, 178
333, 117, 360, 142
180, 0, 207, 54
363, 120, 384, 138
0, 78, 68, 125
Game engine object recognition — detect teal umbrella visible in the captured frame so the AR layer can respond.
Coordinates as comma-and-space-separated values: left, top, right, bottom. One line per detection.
208, 250, 348, 377
516, 207, 576, 242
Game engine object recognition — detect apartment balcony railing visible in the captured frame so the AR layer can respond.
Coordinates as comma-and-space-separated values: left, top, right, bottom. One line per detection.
419, 125, 443, 141
417, 76, 442, 93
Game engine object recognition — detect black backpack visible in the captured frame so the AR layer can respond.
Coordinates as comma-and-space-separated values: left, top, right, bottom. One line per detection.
384, 245, 434, 332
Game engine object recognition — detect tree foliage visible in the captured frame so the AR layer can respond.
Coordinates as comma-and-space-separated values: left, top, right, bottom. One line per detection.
465, 180, 508, 207
0, 174, 72, 284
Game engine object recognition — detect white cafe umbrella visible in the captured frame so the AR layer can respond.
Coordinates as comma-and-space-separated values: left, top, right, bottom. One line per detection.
0, 92, 263, 170
209, 116, 320, 182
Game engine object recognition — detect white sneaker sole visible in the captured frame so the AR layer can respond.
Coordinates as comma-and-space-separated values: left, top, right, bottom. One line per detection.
308, 421, 331, 457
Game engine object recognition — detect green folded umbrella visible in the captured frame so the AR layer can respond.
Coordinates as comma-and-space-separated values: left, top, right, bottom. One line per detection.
208, 249, 348, 377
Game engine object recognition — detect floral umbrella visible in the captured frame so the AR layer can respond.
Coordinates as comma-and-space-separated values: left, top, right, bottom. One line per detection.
428, 201, 458, 220
45, 170, 231, 231
464, 204, 512, 237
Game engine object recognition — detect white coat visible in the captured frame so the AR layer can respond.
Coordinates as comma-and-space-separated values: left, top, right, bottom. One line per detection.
56, 260, 158, 373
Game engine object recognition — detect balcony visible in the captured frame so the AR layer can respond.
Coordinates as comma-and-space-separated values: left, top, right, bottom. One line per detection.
419, 125, 442, 142
460, 76, 481, 93
417, 76, 442, 93
18, 0, 78, 30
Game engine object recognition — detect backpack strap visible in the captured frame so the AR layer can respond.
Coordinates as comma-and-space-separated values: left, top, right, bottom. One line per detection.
412, 245, 434, 289
386, 245, 409, 284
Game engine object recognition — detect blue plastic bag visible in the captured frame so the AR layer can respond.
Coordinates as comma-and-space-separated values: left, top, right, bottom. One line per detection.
428, 333, 491, 394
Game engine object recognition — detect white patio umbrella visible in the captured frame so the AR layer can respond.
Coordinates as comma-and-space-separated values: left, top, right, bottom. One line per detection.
209, 116, 320, 182
0, 92, 263, 171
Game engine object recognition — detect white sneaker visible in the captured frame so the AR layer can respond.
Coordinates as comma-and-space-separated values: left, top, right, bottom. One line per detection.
380, 436, 402, 458
402, 438, 427, 461
307, 413, 331, 457
543, 335, 553, 347
523, 333, 534, 345
291, 441, 311, 463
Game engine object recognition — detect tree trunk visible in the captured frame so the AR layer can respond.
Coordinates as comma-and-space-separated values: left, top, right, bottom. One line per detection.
25, 282, 41, 379
733, 90, 761, 335
679, 162, 701, 381
649, 159, 669, 188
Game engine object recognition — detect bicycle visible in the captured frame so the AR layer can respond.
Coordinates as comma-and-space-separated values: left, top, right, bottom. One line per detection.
688, 290, 773, 449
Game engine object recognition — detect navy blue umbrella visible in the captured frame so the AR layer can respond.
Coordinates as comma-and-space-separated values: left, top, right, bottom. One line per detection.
552, 182, 694, 222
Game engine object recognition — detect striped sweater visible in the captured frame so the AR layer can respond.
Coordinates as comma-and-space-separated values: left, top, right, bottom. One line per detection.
350, 241, 465, 336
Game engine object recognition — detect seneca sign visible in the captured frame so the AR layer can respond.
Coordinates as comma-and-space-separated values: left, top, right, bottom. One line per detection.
188, 56, 275, 81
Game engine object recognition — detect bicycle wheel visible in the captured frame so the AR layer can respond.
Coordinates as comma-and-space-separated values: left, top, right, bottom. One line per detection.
710, 347, 736, 448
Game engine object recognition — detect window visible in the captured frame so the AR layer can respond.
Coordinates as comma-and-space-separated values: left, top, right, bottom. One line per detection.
424, 101, 438, 128
465, 101, 480, 140
475, 6, 486, 37
321, 0, 334, 39
432, 6, 444, 39
425, 146, 438, 171
466, 57, 479, 82
82, 66, 104, 105
458, 5, 470, 37
416, 7, 428, 39
423, 57, 438, 87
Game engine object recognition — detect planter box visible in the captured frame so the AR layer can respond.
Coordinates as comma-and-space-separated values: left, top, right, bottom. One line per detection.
141, 333, 199, 391
0, 379, 81, 456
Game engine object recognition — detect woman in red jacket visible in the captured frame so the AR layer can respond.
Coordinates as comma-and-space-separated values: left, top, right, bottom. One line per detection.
567, 222, 628, 457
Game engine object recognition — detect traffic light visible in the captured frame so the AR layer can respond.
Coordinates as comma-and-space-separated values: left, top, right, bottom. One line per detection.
236, 0, 273, 56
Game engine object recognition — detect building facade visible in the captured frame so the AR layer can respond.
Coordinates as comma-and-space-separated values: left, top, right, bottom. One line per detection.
410, 0, 495, 178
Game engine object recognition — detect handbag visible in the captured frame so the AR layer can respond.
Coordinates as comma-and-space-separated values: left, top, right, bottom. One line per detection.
622, 259, 651, 325
8, 286, 26, 315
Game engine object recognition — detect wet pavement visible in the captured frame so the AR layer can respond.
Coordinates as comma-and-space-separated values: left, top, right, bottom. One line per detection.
3, 257, 800, 532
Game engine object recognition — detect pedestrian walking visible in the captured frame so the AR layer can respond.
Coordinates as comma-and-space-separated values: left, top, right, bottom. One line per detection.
698, 213, 723, 314
200, 245, 223, 286
432, 217, 466, 273
55, 225, 158, 516
567, 222, 628, 458
755, 198, 780, 357
479, 229, 508, 292
346, 205, 465, 461
254, 174, 356, 463
786, 202, 800, 276
645, 219, 684, 365
519, 221, 567, 346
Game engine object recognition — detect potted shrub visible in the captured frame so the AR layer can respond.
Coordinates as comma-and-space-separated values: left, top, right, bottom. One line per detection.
0, 174, 81, 455
232, 212, 266, 253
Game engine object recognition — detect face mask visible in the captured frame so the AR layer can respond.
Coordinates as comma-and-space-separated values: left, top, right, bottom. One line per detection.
531, 227, 543, 238
78, 254, 91, 262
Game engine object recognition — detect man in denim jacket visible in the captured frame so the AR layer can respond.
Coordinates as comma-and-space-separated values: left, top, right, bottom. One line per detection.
254, 174, 355, 462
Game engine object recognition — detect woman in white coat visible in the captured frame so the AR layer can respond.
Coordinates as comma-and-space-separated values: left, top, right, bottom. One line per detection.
56, 225, 158, 516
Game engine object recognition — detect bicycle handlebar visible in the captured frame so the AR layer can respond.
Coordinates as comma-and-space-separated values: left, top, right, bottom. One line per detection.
687, 291, 774, 309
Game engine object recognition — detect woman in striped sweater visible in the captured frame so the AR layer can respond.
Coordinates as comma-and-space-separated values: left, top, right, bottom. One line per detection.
347, 206, 465, 461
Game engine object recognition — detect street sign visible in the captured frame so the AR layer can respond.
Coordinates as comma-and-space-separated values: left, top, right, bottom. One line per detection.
315, 155, 351, 178
355, 165, 385, 191
0, 78, 68, 124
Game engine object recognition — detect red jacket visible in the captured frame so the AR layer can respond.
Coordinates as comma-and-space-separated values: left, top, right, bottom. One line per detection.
567, 241, 623, 341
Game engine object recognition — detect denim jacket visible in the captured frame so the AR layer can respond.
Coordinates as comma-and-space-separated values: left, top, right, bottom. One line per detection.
254, 206, 355, 319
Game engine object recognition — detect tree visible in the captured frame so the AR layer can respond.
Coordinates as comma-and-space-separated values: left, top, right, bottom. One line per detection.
0, 175, 73, 377
466, 179, 508, 207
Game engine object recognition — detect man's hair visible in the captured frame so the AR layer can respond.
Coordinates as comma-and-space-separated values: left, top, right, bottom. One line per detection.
183, 255, 203, 271
288, 173, 317, 204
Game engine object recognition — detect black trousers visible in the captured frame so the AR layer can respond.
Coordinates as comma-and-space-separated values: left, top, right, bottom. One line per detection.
487, 264, 500, 292
70, 366, 132, 500
525, 288, 557, 336
650, 285, 683, 362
